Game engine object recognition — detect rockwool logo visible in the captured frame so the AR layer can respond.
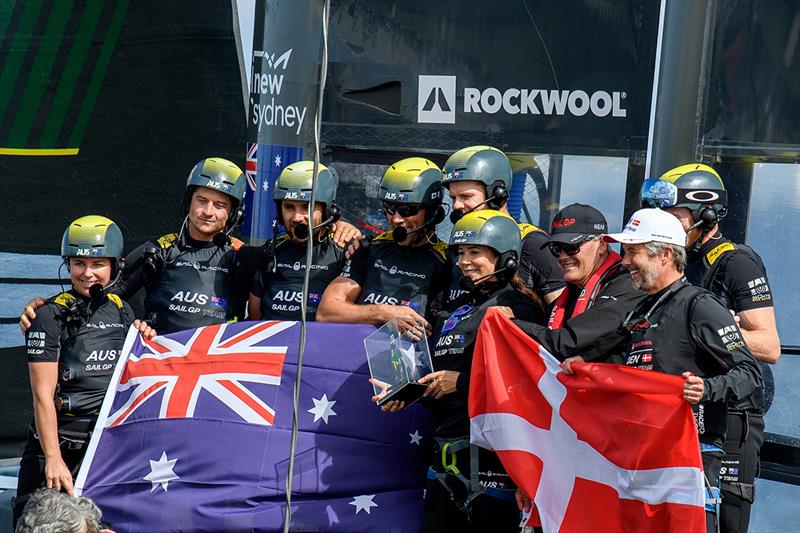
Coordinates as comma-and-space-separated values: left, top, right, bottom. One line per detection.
417, 75, 628, 124
418, 75, 456, 124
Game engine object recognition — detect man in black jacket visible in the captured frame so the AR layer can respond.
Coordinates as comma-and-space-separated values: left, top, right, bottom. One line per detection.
604, 208, 762, 533
641, 164, 780, 532
512, 203, 646, 364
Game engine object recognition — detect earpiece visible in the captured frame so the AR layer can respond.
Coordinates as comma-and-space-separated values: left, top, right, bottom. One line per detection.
487, 180, 509, 209
696, 206, 719, 231
326, 202, 341, 224
497, 251, 518, 276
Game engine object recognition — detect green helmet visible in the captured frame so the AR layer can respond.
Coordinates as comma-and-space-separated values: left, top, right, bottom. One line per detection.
379, 157, 443, 209
185, 158, 247, 228
641, 163, 727, 219
274, 161, 337, 206
442, 146, 512, 205
61, 215, 124, 260
449, 209, 521, 258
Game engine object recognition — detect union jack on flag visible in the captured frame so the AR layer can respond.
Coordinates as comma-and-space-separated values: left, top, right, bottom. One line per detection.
245, 142, 259, 191
105, 321, 293, 428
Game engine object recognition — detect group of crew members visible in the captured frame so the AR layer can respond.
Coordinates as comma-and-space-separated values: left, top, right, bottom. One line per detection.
13, 146, 779, 533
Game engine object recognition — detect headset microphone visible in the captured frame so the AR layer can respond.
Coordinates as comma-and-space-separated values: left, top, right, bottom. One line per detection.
392, 218, 431, 242
449, 195, 498, 224
87, 259, 125, 300
293, 212, 339, 240
457, 265, 513, 291
212, 232, 229, 247
394, 206, 445, 242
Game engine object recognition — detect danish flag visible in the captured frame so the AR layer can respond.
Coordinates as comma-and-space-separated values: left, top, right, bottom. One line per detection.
106, 321, 293, 428
245, 142, 259, 191
470, 309, 706, 532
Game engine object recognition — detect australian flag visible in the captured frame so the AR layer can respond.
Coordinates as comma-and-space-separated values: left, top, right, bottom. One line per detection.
241, 141, 303, 240
76, 321, 432, 532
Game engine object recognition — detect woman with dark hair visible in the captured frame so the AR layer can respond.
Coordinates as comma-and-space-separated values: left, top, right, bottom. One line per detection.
13, 216, 154, 527
375, 210, 545, 532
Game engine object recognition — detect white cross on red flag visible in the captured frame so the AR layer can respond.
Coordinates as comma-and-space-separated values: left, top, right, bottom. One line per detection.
469, 309, 706, 532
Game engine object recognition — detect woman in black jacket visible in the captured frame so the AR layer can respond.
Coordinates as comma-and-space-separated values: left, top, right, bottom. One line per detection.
375, 210, 545, 532
13, 216, 154, 525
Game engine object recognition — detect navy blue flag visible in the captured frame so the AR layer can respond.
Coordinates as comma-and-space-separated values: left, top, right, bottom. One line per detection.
76, 321, 432, 532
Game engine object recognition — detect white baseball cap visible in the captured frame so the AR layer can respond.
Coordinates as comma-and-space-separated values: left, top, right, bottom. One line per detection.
603, 208, 687, 247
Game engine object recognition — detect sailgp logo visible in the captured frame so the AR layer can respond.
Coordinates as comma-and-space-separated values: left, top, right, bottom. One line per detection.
418, 75, 456, 124
416, 74, 628, 124
254, 49, 293, 70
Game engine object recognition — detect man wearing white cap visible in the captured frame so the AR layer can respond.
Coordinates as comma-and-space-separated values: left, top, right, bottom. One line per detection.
603, 208, 762, 533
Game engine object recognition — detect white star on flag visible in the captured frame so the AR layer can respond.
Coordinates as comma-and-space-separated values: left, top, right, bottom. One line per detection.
349, 494, 378, 515
143, 451, 179, 493
308, 394, 337, 423
409, 430, 423, 445
274, 154, 282, 167
262, 179, 270, 192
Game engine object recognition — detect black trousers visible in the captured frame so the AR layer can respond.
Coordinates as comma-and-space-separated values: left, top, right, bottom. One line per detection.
720, 411, 764, 533
11, 427, 88, 527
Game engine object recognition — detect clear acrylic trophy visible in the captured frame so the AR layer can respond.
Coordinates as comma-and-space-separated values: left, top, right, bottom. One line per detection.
364, 318, 433, 406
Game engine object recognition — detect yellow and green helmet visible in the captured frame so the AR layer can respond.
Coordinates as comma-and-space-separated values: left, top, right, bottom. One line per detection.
449, 210, 521, 257
641, 163, 727, 217
274, 161, 337, 206
379, 157, 443, 208
442, 145, 512, 193
61, 215, 123, 260
186, 157, 247, 205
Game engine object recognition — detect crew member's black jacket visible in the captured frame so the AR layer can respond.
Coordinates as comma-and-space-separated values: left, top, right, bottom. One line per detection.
425, 282, 544, 438
117, 232, 240, 333
251, 233, 346, 320
686, 234, 775, 411
26, 290, 134, 416
621, 278, 762, 447
343, 231, 451, 324
514, 265, 646, 363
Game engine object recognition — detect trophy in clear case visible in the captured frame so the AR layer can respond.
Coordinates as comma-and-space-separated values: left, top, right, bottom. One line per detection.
364, 318, 433, 406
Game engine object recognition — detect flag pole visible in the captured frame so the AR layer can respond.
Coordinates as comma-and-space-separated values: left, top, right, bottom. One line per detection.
284, 0, 330, 531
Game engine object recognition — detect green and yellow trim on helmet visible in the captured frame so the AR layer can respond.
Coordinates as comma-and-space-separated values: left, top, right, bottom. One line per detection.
659, 163, 727, 212
186, 157, 246, 204
442, 145, 512, 192
274, 161, 337, 206
379, 157, 443, 207
61, 215, 123, 259
449, 210, 521, 257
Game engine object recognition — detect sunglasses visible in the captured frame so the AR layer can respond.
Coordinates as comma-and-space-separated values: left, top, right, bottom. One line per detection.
548, 237, 596, 258
383, 201, 422, 217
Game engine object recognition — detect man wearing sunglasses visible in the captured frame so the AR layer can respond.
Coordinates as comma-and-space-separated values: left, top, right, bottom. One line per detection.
442, 145, 564, 305
317, 158, 450, 334
641, 163, 780, 533
510, 203, 646, 364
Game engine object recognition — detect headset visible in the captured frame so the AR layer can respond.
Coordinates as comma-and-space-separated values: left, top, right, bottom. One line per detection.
457, 250, 518, 290
393, 204, 445, 242
449, 181, 509, 223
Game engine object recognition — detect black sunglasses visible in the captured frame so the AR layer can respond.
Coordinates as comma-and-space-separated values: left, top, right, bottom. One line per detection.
548, 237, 596, 258
383, 201, 422, 217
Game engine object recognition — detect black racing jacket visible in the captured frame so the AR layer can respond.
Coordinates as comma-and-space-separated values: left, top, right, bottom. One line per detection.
622, 278, 762, 447
117, 232, 241, 333
343, 231, 451, 324
425, 283, 544, 439
26, 290, 134, 417
686, 235, 774, 412
251, 233, 347, 321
